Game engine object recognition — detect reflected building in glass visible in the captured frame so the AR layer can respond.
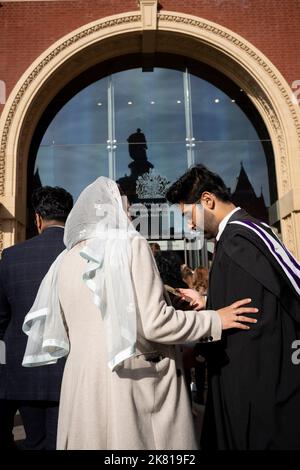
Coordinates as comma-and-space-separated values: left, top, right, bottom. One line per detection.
1, 0, 299, 260
31, 59, 275, 266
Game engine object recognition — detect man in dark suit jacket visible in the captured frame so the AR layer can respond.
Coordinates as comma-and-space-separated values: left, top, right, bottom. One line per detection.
0, 186, 73, 450
167, 164, 300, 450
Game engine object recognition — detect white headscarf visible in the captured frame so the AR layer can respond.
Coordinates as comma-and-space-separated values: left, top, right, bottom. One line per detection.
22, 177, 140, 371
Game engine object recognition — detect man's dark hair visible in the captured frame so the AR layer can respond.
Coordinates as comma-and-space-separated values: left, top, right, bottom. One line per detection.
166, 164, 232, 204
31, 186, 73, 222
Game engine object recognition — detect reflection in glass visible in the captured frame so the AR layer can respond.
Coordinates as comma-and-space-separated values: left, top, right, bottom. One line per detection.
33, 64, 274, 231
111, 68, 187, 203
35, 144, 109, 201
127, 128, 153, 177
35, 78, 109, 200
194, 140, 270, 221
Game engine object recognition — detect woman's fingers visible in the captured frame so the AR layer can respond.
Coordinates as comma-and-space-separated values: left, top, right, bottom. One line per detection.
232, 298, 252, 308
237, 307, 259, 314
194, 305, 204, 312
178, 288, 192, 296
232, 322, 251, 330
178, 288, 200, 303
217, 301, 259, 330
235, 315, 258, 324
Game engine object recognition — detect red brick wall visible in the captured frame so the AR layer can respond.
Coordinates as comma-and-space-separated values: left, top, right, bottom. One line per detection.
163, 0, 300, 89
0, 0, 299, 115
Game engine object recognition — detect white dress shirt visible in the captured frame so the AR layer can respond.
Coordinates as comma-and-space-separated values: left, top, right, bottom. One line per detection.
216, 207, 241, 241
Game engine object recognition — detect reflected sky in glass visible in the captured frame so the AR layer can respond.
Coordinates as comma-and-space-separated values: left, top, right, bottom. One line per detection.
36, 67, 271, 204
113, 68, 187, 182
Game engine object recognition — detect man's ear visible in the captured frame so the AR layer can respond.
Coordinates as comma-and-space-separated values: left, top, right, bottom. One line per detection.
200, 191, 215, 210
35, 213, 43, 233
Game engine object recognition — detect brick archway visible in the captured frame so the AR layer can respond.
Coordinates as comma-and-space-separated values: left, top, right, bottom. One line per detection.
1, 5, 300, 256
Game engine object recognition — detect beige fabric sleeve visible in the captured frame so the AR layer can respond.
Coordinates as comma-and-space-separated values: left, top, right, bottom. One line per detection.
131, 237, 222, 344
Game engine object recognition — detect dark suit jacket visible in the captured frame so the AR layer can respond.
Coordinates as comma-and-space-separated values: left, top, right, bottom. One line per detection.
0, 227, 66, 401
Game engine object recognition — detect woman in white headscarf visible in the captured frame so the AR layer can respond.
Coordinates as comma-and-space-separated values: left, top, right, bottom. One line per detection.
22, 177, 258, 450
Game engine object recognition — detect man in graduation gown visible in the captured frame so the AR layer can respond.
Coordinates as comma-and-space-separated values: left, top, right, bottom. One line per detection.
166, 164, 300, 450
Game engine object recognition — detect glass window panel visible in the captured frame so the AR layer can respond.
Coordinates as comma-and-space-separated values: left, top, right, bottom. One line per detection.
116, 142, 187, 189
35, 144, 109, 200
33, 63, 275, 236
40, 79, 108, 146
190, 75, 257, 141
190, 73, 272, 222
113, 68, 186, 145
194, 140, 270, 222
113, 68, 187, 202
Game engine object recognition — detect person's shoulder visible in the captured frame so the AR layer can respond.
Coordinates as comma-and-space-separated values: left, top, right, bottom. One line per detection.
1, 234, 41, 260
219, 220, 267, 257
221, 218, 268, 249
218, 220, 277, 272
131, 236, 157, 268
219, 220, 282, 290
221, 227, 261, 256
131, 235, 150, 252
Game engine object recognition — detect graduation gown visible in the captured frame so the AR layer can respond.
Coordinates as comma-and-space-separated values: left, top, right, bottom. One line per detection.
201, 209, 300, 450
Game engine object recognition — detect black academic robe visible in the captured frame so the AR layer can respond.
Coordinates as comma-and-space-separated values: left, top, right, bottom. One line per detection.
201, 209, 300, 450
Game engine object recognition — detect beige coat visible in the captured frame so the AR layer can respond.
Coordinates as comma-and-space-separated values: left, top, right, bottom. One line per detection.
56, 237, 222, 450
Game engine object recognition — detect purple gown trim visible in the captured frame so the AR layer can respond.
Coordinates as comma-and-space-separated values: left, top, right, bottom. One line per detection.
229, 220, 300, 296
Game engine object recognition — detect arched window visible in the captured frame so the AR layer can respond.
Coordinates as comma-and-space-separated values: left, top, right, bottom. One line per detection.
28, 54, 276, 263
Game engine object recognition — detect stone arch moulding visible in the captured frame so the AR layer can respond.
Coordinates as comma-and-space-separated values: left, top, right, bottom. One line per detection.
0, 7, 300, 256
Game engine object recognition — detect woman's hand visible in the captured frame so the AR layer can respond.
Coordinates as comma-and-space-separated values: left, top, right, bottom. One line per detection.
177, 288, 206, 311
217, 298, 258, 330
